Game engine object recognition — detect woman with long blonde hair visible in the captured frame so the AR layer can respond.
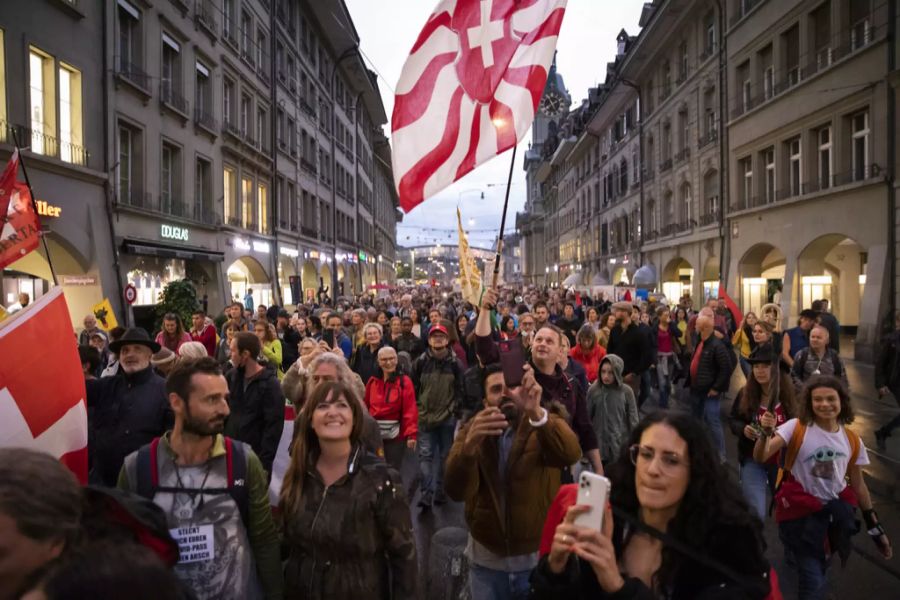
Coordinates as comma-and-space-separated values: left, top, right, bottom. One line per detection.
279, 381, 416, 599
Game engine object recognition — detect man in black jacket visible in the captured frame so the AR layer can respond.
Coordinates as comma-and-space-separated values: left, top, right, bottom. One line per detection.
607, 301, 653, 402
225, 332, 285, 476
687, 314, 733, 462
86, 328, 172, 486
876, 312, 900, 449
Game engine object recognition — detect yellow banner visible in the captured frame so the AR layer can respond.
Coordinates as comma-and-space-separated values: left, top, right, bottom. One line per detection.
457, 208, 483, 305
91, 298, 119, 331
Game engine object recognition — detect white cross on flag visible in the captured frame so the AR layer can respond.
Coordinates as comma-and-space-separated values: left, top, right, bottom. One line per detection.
0, 287, 88, 483
392, 0, 568, 212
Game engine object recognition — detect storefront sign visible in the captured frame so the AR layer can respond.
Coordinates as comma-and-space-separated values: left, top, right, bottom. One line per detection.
61, 275, 97, 286
253, 241, 270, 253
160, 224, 190, 242
35, 200, 62, 218
358, 251, 367, 261
280, 247, 299, 258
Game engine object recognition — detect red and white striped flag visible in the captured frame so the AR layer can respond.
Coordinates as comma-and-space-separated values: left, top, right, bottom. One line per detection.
0, 149, 41, 270
392, 0, 568, 212
0, 287, 88, 483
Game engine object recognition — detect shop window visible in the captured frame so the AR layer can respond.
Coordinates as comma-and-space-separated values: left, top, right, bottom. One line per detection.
58, 64, 83, 164
29, 47, 56, 157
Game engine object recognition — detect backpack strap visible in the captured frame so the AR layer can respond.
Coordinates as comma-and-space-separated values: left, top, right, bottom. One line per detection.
225, 437, 250, 530
135, 437, 162, 500
846, 427, 861, 469
783, 421, 807, 475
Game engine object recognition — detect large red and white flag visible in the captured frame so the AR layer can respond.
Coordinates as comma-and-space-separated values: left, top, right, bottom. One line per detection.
0, 149, 41, 270
392, 0, 567, 212
0, 287, 88, 483
268, 404, 296, 507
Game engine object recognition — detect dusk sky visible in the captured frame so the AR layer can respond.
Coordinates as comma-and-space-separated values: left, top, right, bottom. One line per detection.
344, 0, 647, 249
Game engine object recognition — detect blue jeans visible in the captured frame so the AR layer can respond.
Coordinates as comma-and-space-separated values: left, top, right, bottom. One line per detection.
418, 420, 455, 494
690, 390, 726, 462
639, 370, 652, 407
469, 564, 532, 600
740, 460, 771, 520
739, 356, 751, 377
784, 546, 828, 600
656, 365, 672, 409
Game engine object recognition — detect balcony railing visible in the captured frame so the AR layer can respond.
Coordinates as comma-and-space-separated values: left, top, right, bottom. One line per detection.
699, 129, 718, 149
301, 157, 317, 174
160, 82, 189, 117
699, 210, 720, 226
2, 120, 90, 167
115, 59, 152, 94
194, 107, 218, 134
300, 99, 317, 119
223, 120, 242, 139
674, 147, 691, 164
194, 0, 217, 36
699, 45, 715, 62
119, 190, 220, 226
659, 158, 673, 172
300, 225, 317, 238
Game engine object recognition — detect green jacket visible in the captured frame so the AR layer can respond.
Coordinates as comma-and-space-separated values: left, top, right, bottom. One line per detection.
411, 349, 464, 430
118, 433, 283, 600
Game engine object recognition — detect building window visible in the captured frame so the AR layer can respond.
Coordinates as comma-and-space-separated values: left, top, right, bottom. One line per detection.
782, 24, 800, 86
29, 48, 55, 157
704, 12, 716, 55
241, 11, 253, 62
161, 34, 182, 106
117, 123, 142, 204
788, 137, 802, 196
852, 111, 869, 181
223, 77, 235, 125
763, 147, 775, 203
161, 142, 181, 214
256, 107, 267, 150
58, 64, 83, 164
195, 158, 212, 218
679, 109, 689, 152
224, 166, 237, 224
680, 183, 692, 223
850, 0, 871, 50
737, 60, 751, 113
763, 66, 774, 100
241, 176, 253, 229
223, 0, 235, 39
817, 126, 832, 189
240, 94, 251, 137
195, 61, 211, 122
678, 42, 688, 81
117, 1, 142, 73
256, 28, 267, 72
740, 157, 752, 207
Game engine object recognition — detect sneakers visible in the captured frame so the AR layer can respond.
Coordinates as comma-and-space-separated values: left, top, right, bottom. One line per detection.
875, 429, 888, 451
418, 490, 433, 510
433, 489, 448, 506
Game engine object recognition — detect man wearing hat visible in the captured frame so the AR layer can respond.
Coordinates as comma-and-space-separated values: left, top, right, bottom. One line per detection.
411, 322, 464, 509
86, 328, 173, 486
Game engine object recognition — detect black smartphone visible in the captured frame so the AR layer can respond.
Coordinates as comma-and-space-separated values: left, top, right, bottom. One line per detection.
322, 329, 336, 348
498, 338, 525, 388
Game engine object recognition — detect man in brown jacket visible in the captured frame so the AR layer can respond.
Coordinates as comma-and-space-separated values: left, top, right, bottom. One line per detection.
444, 361, 580, 599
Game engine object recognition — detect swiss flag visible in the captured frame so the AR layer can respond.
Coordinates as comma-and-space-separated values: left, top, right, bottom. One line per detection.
268, 404, 296, 507
0, 149, 41, 270
0, 287, 88, 483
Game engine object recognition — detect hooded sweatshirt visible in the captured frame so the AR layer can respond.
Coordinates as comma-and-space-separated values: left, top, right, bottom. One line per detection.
585, 354, 639, 463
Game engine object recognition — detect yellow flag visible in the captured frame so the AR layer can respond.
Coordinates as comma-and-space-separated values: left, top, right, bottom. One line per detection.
457, 208, 483, 305
0, 305, 7, 323
91, 298, 119, 331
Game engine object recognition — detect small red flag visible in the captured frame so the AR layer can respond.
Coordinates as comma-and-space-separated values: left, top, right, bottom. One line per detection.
718, 285, 743, 328
0, 150, 41, 270
0, 288, 88, 483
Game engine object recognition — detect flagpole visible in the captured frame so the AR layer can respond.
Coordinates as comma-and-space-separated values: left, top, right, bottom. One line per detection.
9, 129, 58, 286
491, 144, 517, 289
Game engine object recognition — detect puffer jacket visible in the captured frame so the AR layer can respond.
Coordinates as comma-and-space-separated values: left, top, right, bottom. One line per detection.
282, 447, 417, 600
586, 354, 639, 462
444, 403, 580, 557
364, 375, 418, 441
224, 365, 285, 475
569, 344, 607, 383
686, 334, 733, 395
411, 349, 464, 430
351, 342, 384, 387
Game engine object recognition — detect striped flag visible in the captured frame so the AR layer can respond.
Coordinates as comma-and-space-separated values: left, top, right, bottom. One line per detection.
457, 208, 483, 305
392, 0, 568, 212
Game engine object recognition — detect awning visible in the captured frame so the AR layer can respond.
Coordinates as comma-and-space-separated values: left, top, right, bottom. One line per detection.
632, 264, 657, 288
123, 240, 225, 263
562, 271, 583, 287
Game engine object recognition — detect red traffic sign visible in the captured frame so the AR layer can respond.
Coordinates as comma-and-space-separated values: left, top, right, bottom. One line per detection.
124, 283, 137, 305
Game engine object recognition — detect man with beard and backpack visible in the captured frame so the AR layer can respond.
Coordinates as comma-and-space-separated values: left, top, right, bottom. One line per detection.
224, 332, 285, 477
118, 357, 282, 600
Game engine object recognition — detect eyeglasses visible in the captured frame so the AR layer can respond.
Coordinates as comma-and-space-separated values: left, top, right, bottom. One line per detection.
629, 444, 689, 474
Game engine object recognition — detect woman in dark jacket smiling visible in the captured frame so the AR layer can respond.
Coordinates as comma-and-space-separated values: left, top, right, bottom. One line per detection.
532, 412, 772, 600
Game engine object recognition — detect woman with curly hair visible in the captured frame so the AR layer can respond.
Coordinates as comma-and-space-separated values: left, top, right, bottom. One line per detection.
532, 411, 773, 600
728, 344, 796, 519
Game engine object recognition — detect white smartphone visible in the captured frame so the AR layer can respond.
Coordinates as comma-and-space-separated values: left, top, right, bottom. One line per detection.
574, 472, 611, 531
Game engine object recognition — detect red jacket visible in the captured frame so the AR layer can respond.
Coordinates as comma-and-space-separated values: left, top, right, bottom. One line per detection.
364, 375, 419, 441
569, 344, 606, 383
191, 324, 217, 357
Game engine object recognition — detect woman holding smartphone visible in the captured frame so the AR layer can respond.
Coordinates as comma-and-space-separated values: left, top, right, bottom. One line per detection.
532, 412, 772, 600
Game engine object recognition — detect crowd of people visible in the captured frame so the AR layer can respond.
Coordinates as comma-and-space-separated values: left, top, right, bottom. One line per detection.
0, 283, 896, 600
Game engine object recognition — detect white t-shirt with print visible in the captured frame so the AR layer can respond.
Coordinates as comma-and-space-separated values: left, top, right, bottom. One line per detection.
776, 418, 869, 503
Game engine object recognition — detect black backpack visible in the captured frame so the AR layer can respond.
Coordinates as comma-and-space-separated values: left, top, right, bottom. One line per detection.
134, 437, 250, 531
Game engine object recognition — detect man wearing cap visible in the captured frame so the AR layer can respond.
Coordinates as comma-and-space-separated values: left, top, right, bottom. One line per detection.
412, 322, 464, 509
607, 301, 654, 401
85, 328, 173, 486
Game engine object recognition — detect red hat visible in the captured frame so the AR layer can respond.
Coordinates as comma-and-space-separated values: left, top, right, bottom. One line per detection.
428, 324, 449, 338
